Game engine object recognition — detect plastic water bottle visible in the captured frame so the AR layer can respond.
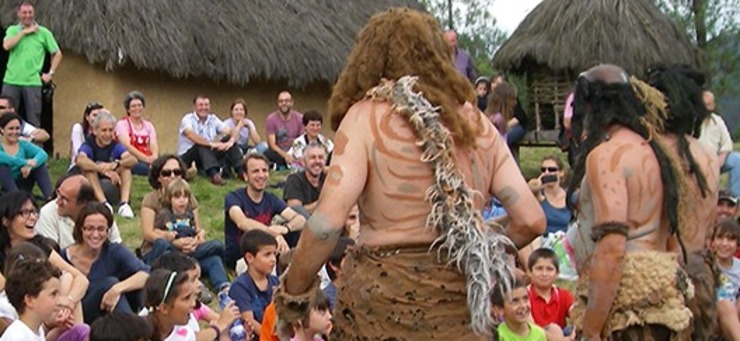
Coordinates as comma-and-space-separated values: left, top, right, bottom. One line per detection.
218, 292, 247, 341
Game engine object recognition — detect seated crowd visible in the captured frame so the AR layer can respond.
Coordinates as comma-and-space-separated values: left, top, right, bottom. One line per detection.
0, 74, 737, 340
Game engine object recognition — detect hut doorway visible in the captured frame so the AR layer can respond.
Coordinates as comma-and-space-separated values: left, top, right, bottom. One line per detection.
0, 23, 55, 154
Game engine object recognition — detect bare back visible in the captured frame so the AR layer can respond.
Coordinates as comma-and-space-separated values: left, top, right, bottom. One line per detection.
326, 99, 542, 247
578, 127, 671, 253
659, 134, 719, 252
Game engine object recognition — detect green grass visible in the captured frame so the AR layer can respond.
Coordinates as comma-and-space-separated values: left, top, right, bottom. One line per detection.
46, 159, 288, 251
46, 142, 733, 251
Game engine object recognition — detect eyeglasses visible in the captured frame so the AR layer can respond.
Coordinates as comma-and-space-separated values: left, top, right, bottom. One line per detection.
19, 208, 38, 218
540, 167, 559, 173
160, 169, 183, 178
82, 225, 109, 233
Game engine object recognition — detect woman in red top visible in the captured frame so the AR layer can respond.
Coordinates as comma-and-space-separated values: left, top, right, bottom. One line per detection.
115, 91, 159, 175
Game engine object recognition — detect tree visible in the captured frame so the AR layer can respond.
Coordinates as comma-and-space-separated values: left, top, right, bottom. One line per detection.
421, 0, 508, 77
655, 0, 740, 95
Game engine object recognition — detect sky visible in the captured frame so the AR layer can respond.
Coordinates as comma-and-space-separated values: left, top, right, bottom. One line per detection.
491, 0, 543, 34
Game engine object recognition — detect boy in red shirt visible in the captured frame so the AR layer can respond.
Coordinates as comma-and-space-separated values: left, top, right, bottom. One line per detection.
527, 248, 574, 338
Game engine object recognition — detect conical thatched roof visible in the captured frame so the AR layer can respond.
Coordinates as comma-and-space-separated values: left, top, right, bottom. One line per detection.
492, 0, 699, 76
0, 1, 422, 87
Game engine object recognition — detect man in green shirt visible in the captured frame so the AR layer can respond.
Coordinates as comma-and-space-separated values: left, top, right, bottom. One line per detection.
2, 1, 62, 127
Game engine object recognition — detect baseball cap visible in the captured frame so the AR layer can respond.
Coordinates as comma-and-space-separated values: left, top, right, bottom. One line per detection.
718, 190, 738, 205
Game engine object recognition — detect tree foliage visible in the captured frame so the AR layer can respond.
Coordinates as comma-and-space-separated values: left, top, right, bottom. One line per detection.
655, 0, 740, 95
420, 0, 508, 77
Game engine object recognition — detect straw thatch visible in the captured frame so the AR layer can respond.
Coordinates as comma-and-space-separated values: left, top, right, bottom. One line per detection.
492, 0, 699, 76
0, 0, 423, 87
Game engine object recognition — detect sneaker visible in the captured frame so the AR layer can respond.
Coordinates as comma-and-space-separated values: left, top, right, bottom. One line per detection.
117, 203, 134, 218
211, 173, 224, 186
104, 202, 114, 214
199, 283, 214, 305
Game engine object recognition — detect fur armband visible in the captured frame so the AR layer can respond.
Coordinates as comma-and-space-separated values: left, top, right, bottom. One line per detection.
590, 221, 630, 241
273, 274, 320, 339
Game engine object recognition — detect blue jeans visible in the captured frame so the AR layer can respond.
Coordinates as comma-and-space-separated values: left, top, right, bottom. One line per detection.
132, 161, 150, 176
142, 238, 230, 290
81, 276, 142, 324
0, 164, 53, 199
722, 151, 740, 197
506, 123, 526, 148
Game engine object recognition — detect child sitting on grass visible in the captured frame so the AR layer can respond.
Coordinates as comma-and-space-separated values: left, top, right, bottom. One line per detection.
526, 248, 574, 339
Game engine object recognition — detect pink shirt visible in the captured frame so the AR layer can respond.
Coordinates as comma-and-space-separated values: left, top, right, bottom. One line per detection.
115, 117, 157, 155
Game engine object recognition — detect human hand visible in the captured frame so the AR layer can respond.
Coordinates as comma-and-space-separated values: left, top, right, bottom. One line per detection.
21, 24, 38, 35
41, 73, 53, 83
215, 301, 239, 332
276, 235, 289, 254
166, 231, 178, 241
26, 159, 37, 168
269, 225, 289, 236
20, 166, 31, 178
57, 295, 75, 311
145, 154, 157, 164
106, 170, 121, 185
284, 154, 295, 165
100, 286, 122, 312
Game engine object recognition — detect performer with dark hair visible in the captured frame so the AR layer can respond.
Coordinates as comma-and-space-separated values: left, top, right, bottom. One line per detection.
274, 8, 545, 340
645, 64, 719, 340
566, 64, 694, 340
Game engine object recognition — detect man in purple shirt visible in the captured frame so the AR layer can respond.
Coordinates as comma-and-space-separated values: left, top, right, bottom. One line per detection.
264, 91, 304, 169
444, 30, 476, 82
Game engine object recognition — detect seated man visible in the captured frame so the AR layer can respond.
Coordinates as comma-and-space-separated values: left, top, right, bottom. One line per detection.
283, 143, 326, 217
36, 174, 122, 249
74, 110, 136, 218
717, 190, 738, 224
286, 110, 334, 168
177, 95, 242, 185
700, 90, 740, 197
264, 91, 304, 169
224, 154, 305, 270
0, 95, 49, 144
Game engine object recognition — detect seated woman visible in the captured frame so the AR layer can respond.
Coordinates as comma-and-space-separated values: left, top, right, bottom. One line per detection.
529, 155, 572, 236
287, 110, 334, 168
139, 155, 229, 292
62, 202, 149, 324
70, 101, 105, 170
115, 91, 159, 176
0, 113, 53, 200
223, 98, 268, 155
474, 76, 490, 112
0, 191, 89, 324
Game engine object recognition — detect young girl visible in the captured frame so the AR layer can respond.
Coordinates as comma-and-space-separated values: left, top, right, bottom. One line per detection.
143, 269, 196, 341
286, 291, 332, 341
152, 179, 230, 292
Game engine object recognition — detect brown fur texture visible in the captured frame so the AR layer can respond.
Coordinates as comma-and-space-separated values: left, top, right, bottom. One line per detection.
589, 221, 630, 241
683, 250, 718, 341
572, 251, 693, 339
327, 8, 480, 148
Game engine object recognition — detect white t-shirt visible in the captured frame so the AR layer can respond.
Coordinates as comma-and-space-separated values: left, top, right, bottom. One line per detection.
0, 291, 18, 320
139, 309, 199, 340
0, 320, 44, 341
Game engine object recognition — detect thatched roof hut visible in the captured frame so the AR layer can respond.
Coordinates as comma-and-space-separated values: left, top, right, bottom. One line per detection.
0, 0, 422, 156
492, 0, 699, 142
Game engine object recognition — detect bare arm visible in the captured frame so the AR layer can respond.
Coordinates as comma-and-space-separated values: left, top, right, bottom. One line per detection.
48, 51, 62, 74
75, 152, 104, 172
117, 132, 150, 162
31, 129, 50, 143
249, 124, 262, 144
48, 251, 89, 304
118, 152, 137, 168
227, 206, 275, 235
267, 134, 288, 159
110, 271, 148, 293
286, 199, 318, 214
580, 147, 629, 338
280, 207, 307, 232
2, 27, 32, 51
183, 128, 214, 147
489, 137, 546, 248
140, 206, 173, 242
285, 107, 367, 295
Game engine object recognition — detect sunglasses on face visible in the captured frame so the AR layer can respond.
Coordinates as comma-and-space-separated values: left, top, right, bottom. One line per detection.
540, 167, 559, 173
160, 169, 184, 177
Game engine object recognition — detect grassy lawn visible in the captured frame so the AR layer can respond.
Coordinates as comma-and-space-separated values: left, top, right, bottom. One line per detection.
46, 159, 288, 251
45, 141, 731, 252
